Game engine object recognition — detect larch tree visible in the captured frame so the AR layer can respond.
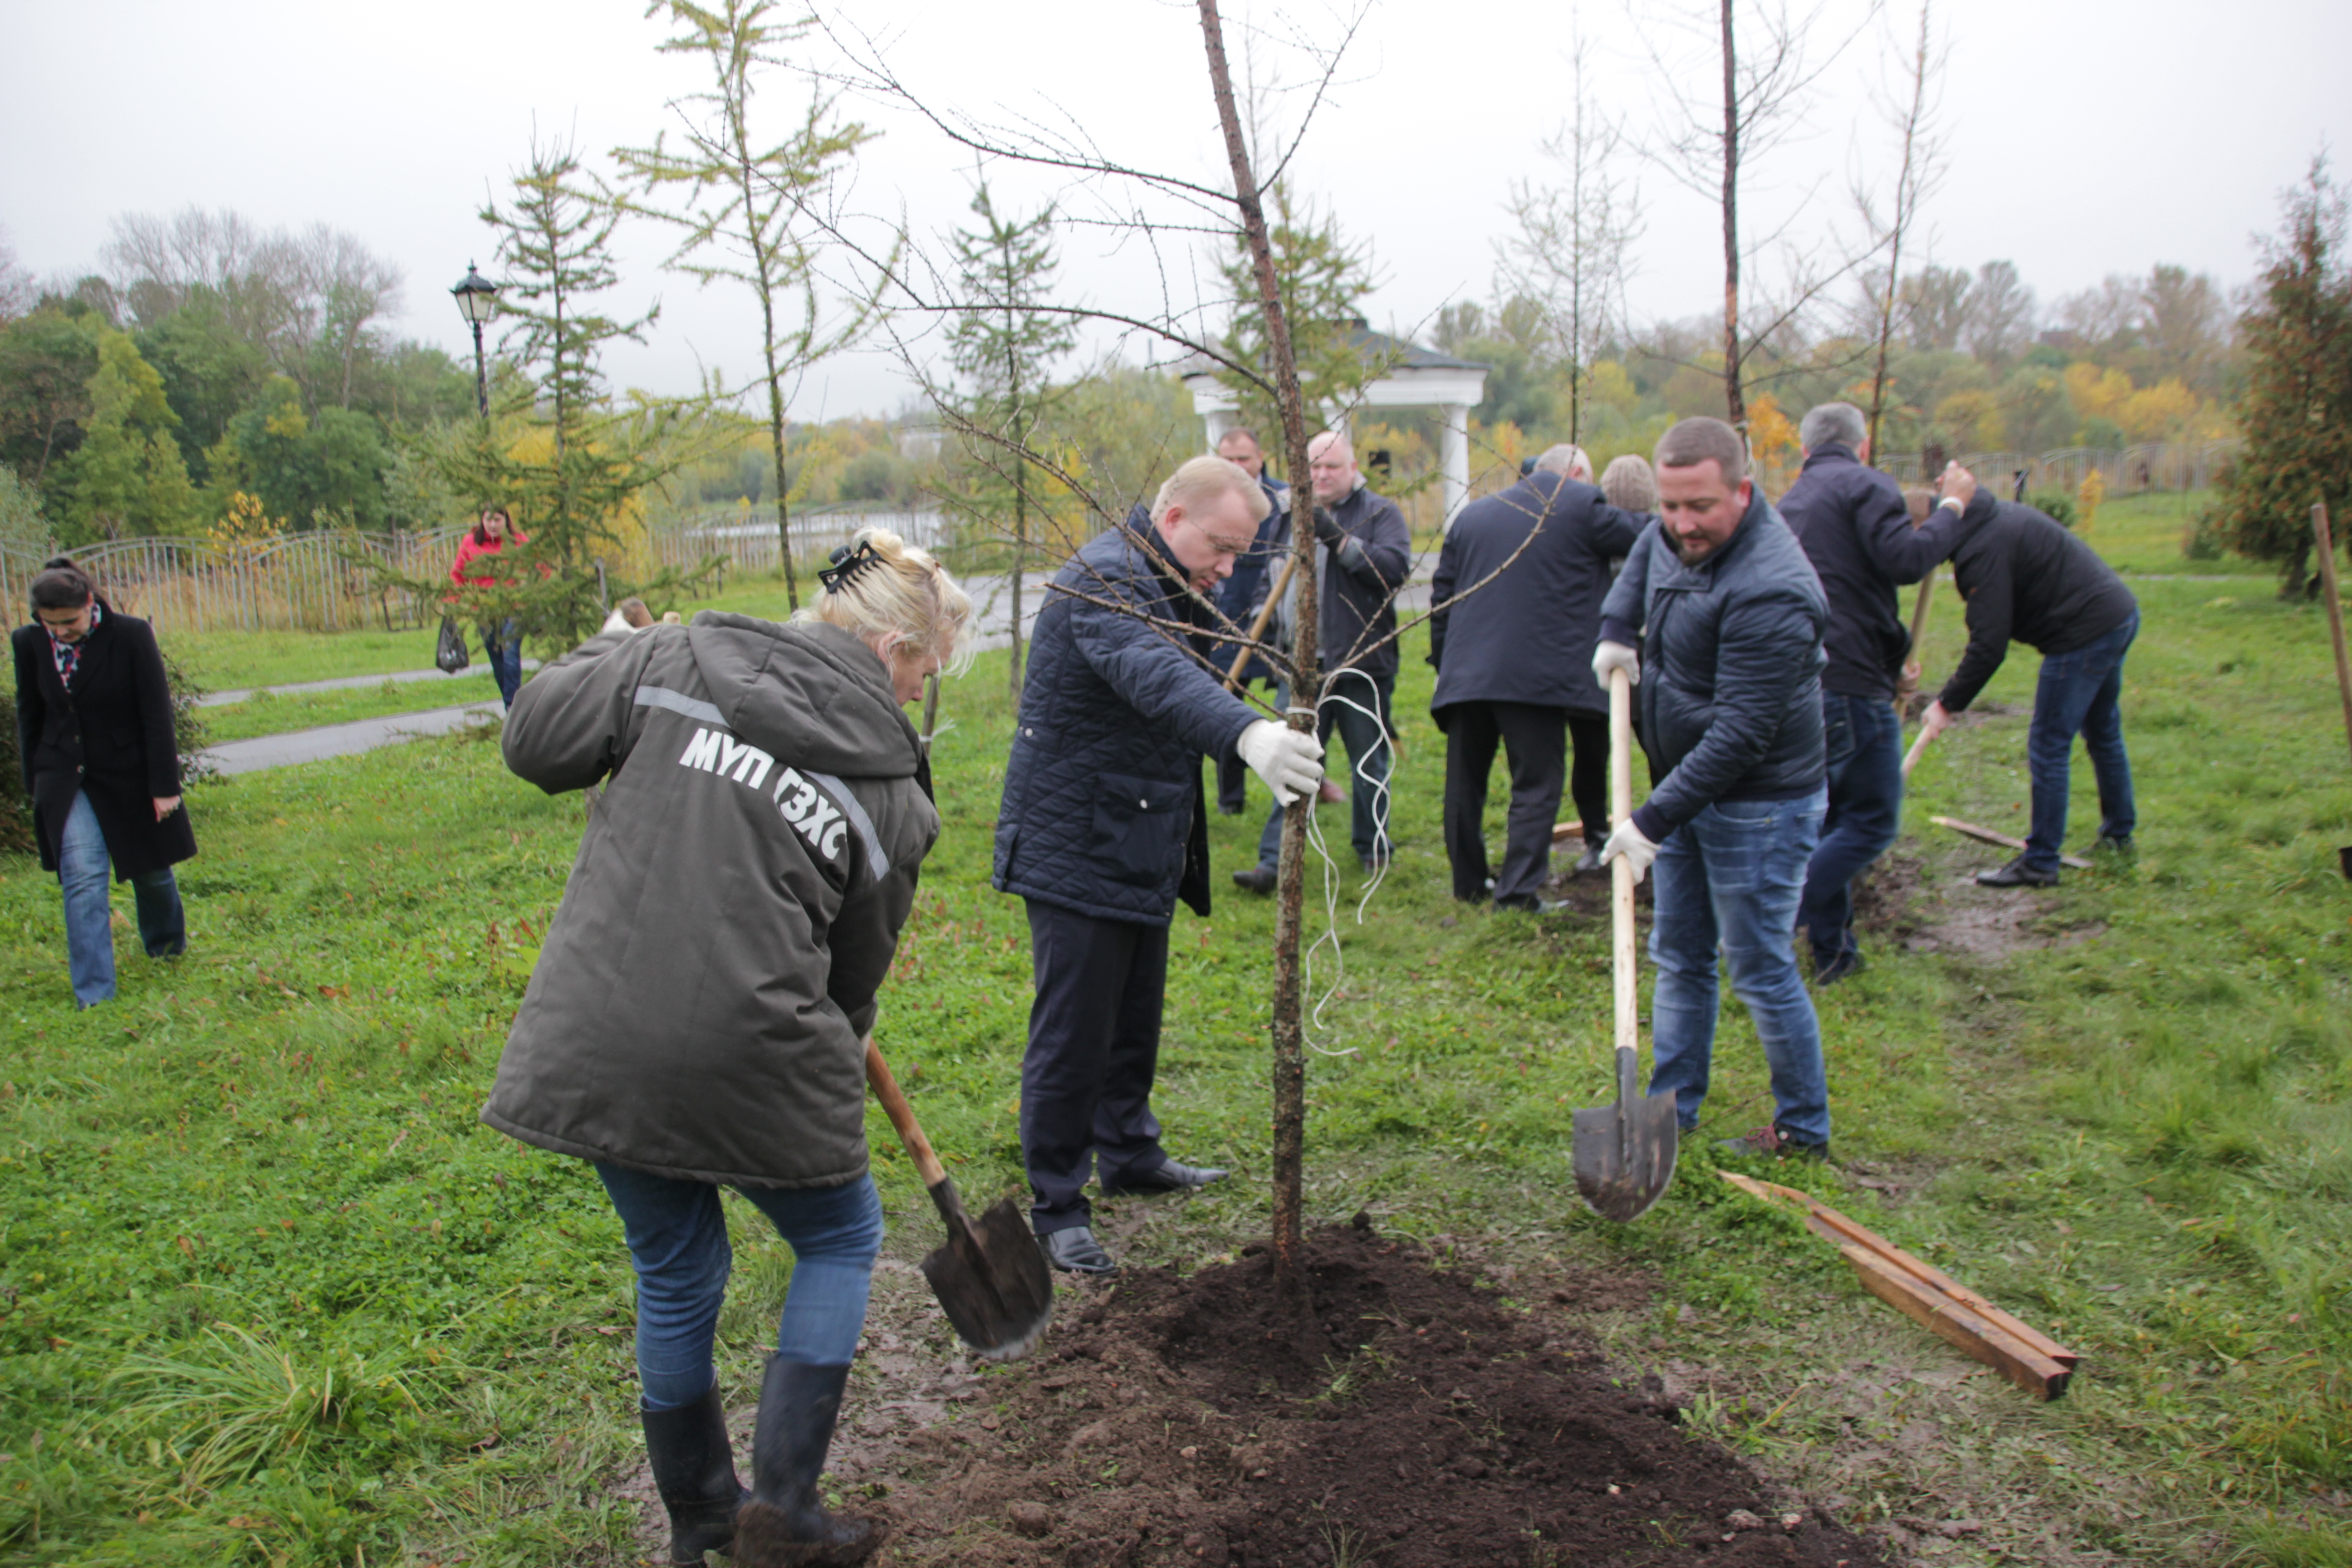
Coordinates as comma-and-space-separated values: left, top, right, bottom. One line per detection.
1857, 0, 1945, 460
615, 0, 884, 611
946, 181, 1075, 700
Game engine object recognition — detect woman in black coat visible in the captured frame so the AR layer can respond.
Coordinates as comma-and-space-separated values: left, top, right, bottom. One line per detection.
10, 557, 196, 1007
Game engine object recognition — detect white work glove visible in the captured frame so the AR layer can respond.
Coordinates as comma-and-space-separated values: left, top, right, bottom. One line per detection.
1592, 639, 1641, 691
1238, 719, 1325, 806
1599, 817, 1660, 885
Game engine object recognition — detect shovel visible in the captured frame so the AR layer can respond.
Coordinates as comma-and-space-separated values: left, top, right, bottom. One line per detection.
865, 1037, 1054, 1361
1571, 666, 1679, 1222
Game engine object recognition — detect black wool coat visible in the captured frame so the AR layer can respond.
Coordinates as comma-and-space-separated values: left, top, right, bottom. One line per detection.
11, 602, 198, 880
995, 509, 1260, 926
1428, 472, 1646, 722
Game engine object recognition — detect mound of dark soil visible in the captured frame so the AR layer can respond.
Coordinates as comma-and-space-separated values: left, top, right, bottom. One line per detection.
870, 1219, 1886, 1568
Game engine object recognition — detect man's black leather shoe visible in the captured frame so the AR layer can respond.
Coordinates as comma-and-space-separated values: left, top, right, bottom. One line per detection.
1102, 1158, 1228, 1196
1813, 946, 1866, 986
1232, 864, 1277, 894
1039, 1226, 1117, 1274
1977, 855, 2059, 888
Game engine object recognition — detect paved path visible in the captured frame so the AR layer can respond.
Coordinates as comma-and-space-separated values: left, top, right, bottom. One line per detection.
201, 703, 505, 775
202, 662, 535, 706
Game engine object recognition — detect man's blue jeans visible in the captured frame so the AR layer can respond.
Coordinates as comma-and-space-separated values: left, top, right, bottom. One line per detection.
480, 618, 524, 708
2025, 612, 2138, 873
1798, 693, 1903, 965
1647, 788, 1831, 1147
1257, 670, 1394, 867
58, 791, 185, 1009
596, 1164, 884, 1410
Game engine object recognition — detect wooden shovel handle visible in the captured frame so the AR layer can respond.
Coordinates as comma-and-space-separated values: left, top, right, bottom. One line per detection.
1224, 555, 1296, 691
1609, 666, 1637, 1061
1901, 727, 1934, 779
864, 1036, 946, 1188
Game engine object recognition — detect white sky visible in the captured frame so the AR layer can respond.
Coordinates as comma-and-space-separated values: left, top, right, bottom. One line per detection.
4, 0, 2346, 418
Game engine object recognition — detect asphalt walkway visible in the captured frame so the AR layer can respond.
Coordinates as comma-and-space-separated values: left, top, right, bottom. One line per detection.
201, 703, 506, 776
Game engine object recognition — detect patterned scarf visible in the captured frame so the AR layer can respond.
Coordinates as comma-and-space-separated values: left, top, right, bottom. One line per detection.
48, 599, 102, 686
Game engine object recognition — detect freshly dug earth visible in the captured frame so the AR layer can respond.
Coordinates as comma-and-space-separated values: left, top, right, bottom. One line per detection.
864, 1219, 1889, 1567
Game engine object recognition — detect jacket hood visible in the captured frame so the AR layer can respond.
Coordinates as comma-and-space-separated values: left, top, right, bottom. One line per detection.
684, 611, 921, 779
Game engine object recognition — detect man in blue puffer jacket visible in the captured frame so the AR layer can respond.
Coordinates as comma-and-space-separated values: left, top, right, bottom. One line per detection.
995, 456, 1325, 1273
1593, 417, 1836, 1161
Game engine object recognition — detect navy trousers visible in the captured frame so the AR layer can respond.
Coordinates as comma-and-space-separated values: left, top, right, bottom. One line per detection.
1020, 899, 1172, 1235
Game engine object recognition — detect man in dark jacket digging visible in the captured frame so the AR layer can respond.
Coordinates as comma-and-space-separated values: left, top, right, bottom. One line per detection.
996, 456, 1325, 1274
1919, 490, 2139, 886
1231, 430, 1413, 889
1429, 443, 1645, 909
1779, 402, 1985, 983
1595, 417, 1835, 1160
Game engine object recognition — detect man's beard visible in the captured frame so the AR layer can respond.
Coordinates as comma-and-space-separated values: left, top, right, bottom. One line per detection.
1671, 532, 1715, 564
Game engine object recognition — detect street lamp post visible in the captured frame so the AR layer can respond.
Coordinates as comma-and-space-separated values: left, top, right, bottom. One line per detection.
450, 263, 500, 419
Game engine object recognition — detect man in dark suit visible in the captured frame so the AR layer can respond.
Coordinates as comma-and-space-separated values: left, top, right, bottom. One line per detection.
994, 456, 1324, 1273
1430, 445, 1646, 909
1212, 426, 1289, 814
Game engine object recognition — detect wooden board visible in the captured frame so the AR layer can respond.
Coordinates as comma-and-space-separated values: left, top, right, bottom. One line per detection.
1929, 815, 2093, 871
1842, 1244, 2072, 1401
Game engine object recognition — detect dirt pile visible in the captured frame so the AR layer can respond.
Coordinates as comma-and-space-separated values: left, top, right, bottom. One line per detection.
863, 1219, 1887, 1567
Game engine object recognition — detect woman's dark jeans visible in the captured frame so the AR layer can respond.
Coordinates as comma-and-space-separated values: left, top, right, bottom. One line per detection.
480, 618, 524, 707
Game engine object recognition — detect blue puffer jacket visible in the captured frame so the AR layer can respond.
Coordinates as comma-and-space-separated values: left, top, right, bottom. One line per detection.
995, 509, 1261, 925
1598, 493, 1829, 841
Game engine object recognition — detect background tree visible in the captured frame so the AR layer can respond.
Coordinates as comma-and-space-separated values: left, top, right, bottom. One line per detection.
945, 180, 1075, 698
52, 329, 200, 541
1963, 259, 2036, 371
2209, 158, 2352, 596
1856, 0, 1945, 457
1494, 22, 1639, 445
616, 0, 883, 612
0, 304, 102, 485
1215, 185, 1376, 470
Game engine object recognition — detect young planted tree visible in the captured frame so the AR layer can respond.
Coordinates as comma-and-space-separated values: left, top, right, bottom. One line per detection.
421, 136, 701, 645
946, 181, 1075, 698
1495, 22, 1640, 445
1857, 0, 1946, 459
1215, 186, 1377, 467
2210, 158, 2352, 597
615, 0, 883, 610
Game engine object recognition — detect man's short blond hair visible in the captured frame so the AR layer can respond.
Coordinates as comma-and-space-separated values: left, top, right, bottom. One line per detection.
1151, 454, 1272, 527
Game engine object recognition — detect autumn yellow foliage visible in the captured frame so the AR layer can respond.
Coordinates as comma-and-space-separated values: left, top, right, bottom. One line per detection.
2077, 467, 2106, 538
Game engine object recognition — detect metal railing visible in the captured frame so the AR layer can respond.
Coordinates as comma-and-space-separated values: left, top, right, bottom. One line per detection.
1874, 439, 2240, 494
650, 508, 951, 577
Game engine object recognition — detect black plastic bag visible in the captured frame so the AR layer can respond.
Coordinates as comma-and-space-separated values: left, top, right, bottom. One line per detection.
436, 616, 471, 673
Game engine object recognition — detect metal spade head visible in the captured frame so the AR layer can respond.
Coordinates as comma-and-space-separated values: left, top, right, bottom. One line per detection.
917, 1191, 1055, 1362
1571, 1086, 1680, 1223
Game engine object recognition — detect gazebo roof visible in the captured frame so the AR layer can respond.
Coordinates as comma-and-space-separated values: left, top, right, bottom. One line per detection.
1336, 323, 1490, 373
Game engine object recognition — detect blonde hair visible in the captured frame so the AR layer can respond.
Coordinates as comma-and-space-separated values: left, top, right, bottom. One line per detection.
797, 527, 976, 678
1150, 454, 1272, 528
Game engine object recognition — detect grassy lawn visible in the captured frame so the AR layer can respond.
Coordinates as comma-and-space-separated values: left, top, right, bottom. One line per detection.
5, 546, 2349, 1563
2090, 489, 2273, 579
198, 675, 504, 746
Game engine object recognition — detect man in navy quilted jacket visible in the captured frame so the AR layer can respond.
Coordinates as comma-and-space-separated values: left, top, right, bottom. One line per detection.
994, 456, 1325, 1274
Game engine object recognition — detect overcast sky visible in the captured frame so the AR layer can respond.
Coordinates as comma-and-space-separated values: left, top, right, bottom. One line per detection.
5, 0, 2346, 419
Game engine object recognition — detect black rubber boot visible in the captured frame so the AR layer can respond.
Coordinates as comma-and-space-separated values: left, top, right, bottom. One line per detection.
733, 1358, 880, 1567
642, 1382, 745, 1565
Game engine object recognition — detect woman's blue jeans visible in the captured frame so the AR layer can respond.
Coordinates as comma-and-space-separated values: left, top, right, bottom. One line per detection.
595, 1164, 884, 1410
2024, 611, 2138, 872
58, 791, 185, 1009
1646, 788, 1831, 1147
480, 618, 524, 707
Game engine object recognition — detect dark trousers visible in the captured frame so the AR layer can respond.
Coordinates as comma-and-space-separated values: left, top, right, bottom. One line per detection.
1442, 701, 1568, 906
1020, 899, 1171, 1235
2025, 611, 2138, 871
1566, 714, 1609, 847
1798, 691, 1904, 965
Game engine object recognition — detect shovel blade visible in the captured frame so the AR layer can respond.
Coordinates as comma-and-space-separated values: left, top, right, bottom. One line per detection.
919, 1193, 1055, 1362
1571, 1090, 1681, 1223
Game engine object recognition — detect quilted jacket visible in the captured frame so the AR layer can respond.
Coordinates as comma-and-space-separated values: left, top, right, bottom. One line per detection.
1599, 492, 1829, 842
994, 509, 1261, 925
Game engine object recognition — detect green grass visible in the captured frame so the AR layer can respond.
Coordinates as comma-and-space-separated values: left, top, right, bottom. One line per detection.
199, 676, 503, 745
5, 548, 2349, 1562
2090, 488, 2270, 578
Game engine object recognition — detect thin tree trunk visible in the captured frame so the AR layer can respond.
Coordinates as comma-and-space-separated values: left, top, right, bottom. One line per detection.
1868, 2, 1931, 461
1010, 419, 1028, 702
1719, 0, 1745, 429
1197, 0, 1317, 1312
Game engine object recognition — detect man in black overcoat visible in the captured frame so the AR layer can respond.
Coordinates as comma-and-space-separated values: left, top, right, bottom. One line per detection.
12, 559, 196, 1007
1429, 444, 1646, 908
994, 457, 1323, 1274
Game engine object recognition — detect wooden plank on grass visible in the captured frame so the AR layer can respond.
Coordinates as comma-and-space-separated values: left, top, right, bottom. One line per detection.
1842, 1243, 2073, 1401
1929, 814, 2092, 871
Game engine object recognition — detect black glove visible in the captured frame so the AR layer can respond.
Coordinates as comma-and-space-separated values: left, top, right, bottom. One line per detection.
1311, 507, 1344, 546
